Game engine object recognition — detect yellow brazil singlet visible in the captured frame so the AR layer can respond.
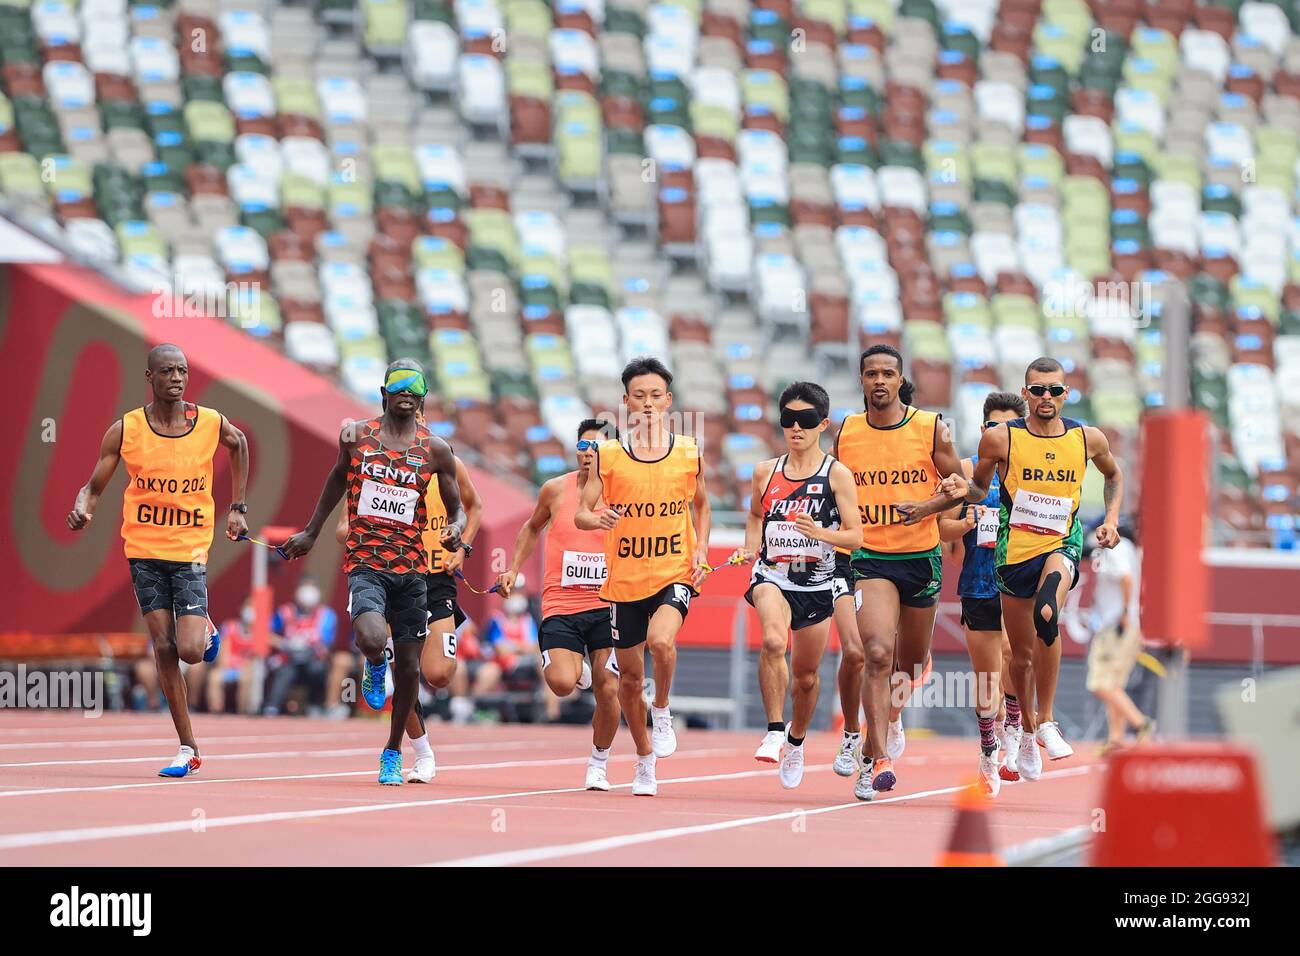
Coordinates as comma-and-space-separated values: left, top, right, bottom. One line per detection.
997, 418, 1087, 567
836, 406, 942, 557
420, 476, 451, 575
597, 434, 699, 602
119, 404, 222, 563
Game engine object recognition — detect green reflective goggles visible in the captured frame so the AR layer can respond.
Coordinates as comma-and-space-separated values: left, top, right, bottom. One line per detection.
383, 369, 429, 397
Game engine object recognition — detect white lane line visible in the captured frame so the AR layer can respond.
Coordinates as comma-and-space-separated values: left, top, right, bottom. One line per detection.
0, 739, 540, 768
0, 762, 790, 852
424, 765, 1097, 867
0, 748, 742, 798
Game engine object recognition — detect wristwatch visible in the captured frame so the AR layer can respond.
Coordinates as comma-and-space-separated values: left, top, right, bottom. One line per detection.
229, 502, 248, 514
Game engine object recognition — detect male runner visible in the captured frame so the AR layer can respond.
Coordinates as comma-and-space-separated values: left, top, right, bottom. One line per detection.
834, 344, 965, 799
282, 359, 465, 785
496, 419, 622, 791
905, 357, 1124, 781
575, 357, 712, 797
67, 344, 249, 777
730, 383, 862, 789
936, 390, 1026, 796
334, 446, 482, 783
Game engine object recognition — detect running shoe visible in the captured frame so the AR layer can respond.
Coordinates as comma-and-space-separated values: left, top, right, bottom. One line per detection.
202, 616, 220, 663
979, 746, 1002, 797
871, 757, 897, 793
1136, 718, 1157, 743
408, 754, 436, 783
779, 738, 806, 789
577, 658, 593, 691
158, 747, 201, 778
832, 733, 863, 776
1000, 723, 1022, 781
754, 728, 785, 764
378, 748, 403, 785
650, 705, 677, 758
585, 763, 610, 791
360, 657, 388, 711
1018, 731, 1042, 781
631, 755, 657, 796
853, 762, 876, 801
886, 716, 906, 761
1036, 721, 1074, 760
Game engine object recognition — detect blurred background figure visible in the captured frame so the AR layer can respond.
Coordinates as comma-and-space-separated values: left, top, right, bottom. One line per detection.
1084, 525, 1155, 753
207, 598, 259, 714
445, 614, 483, 724
263, 576, 335, 716
474, 590, 547, 717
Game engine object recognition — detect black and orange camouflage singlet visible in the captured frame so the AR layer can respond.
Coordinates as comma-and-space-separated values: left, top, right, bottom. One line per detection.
343, 418, 437, 574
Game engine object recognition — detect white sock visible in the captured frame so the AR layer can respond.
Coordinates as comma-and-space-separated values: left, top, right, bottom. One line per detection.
590, 745, 610, 765
636, 752, 654, 766
178, 745, 195, 756
650, 703, 670, 719
411, 734, 433, 760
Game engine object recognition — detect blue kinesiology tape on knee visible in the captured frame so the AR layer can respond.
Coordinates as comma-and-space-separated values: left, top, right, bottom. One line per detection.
1034, 572, 1063, 646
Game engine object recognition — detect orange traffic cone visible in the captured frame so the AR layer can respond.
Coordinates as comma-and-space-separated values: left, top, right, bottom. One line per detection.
936, 780, 1005, 866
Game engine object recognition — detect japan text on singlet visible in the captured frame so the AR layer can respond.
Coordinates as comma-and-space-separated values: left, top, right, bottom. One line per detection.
542, 472, 609, 619
597, 434, 699, 602
836, 406, 942, 556
997, 418, 1087, 567
119, 404, 221, 563
344, 418, 437, 574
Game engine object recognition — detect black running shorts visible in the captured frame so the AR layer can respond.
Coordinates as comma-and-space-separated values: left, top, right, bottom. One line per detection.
347, 568, 428, 643
609, 583, 694, 649
128, 558, 209, 618
540, 607, 614, 655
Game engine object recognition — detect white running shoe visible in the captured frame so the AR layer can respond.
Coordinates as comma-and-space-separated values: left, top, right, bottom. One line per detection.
1036, 720, 1074, 760
978, 747, 1002, 797
832, 734, 863, 776
886, 716, 905, 761
1018, 730, 1042, 781
853, 763, 876, 801
408, 754, 436, 783
651, 706, 677, 758
779, 739, 805, 789
754, 729, 785, 764
584, 762, 610, 791
577, 658, 593, 691
631, 755, 657, 796
1000, 724, 1022, 781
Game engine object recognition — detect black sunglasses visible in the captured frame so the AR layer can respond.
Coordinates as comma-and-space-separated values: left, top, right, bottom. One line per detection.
780, 406, 825, 429
1027, 384, 1067, 397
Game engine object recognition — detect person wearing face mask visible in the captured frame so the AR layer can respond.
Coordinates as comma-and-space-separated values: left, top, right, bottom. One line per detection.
472, 592, 541, 701
207, 599, 259, 714
263, 576, 337, 716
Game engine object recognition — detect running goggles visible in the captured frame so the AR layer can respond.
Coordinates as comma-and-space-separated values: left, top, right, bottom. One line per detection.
1027, 384, 1067, 397
576, 439, 601, 451
780, 406, 825, 429
983, 420, 1000, 430
384, 368, 428, 397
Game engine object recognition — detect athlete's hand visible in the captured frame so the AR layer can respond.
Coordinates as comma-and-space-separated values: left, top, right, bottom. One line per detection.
729, 547, 755, 565
896, 501, 922, 525
939, 473, 970, 500
280, 529, 317, 560
793, 511, 822, 540
439, 524, 463, 554
963, 506, 980, 533
495, 572, 516, 597
67, 504, 92, 531
692, 546, 711, 590
1095, 522, 1120, 549
443, 547, 466, 575
597, 506, 622, 530
226, 510, 248, 542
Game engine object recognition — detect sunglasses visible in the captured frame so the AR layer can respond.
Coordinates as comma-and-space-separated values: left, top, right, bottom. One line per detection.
983, 420, 1001, 430
576, 439, 601, 451
1027, 384, 1067, 398
780, 406, 825, 429
384, 369, 429, 398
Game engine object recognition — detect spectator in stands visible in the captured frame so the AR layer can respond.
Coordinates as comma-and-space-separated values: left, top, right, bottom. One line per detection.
263, 576, 335, 716
473, 592, 547, 714
446, 615, 482, 724
208, 598, 259, 714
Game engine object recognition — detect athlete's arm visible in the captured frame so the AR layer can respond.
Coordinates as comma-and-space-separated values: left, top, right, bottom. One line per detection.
67, 419, 124, 530
575, 451, 619, 530
219, 415, 250, 541
938, 458, 977, 543
443, 457, 482, 575
496, 478, 560, 596
966, 425, 1008, 503
731, 460, 773, 564
334, 509, 348, 545
281, 425, 353, 559
798, 460, 863, 551
1086, 425, 1124, 549
690, 464, 713, 590
431, 438, 466, 551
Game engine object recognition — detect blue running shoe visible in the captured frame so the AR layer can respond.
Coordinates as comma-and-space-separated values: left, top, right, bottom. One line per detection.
201, 616, 220, 664
379, 748, 403, 785
360, 657, 388, 710
159, 747, 201, 778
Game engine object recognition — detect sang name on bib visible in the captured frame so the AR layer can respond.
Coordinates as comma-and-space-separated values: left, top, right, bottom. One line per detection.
755, 453, 839, 591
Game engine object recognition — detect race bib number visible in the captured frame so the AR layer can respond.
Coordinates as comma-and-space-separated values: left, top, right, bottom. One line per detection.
561, 550, 607, 588
763, 520, 824, 562
672, 584, 692, 608
384, 636, 394, 663
358, 479, 419, 526
976, 506, 999, 548
1009, 489, 1072, 536
442, 631, 457, 658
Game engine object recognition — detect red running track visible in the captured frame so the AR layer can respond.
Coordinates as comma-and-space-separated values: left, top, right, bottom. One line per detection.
0, 713, 1104, 866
